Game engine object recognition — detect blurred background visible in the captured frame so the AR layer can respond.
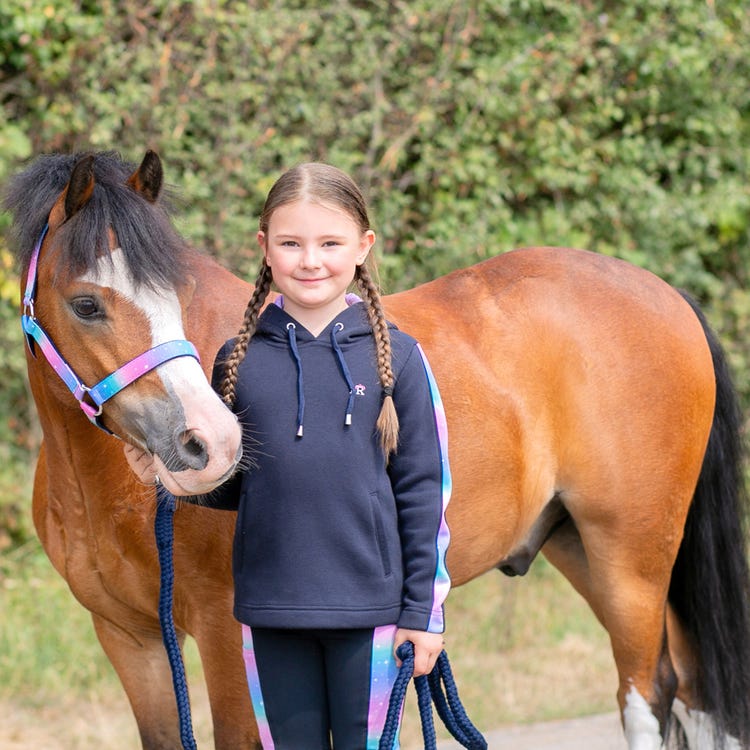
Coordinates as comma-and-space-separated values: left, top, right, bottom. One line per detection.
1, 1, 748, 746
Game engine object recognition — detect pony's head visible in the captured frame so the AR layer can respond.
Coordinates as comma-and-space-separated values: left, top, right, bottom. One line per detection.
4, 150, 242, 495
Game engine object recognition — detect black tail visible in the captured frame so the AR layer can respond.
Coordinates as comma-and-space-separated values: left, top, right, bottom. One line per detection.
669, 293, 750, 748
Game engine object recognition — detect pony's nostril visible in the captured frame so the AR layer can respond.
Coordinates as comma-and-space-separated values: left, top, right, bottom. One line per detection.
182, 431, 205, 457
177, 430, 208, 470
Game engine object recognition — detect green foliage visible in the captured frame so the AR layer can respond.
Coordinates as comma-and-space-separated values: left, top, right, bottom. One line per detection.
1, 0, 750, 542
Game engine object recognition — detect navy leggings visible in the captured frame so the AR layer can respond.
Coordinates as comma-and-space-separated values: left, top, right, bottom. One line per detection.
242, 624, 400, 749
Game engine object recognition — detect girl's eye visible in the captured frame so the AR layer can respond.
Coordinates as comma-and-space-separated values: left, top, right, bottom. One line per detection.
71, 297, 103, 319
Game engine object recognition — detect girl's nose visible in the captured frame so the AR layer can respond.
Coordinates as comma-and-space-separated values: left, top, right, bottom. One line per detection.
300, 246, 322, 268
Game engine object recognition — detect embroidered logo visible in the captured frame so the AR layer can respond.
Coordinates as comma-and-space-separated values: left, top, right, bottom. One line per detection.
354, 384, 366, 396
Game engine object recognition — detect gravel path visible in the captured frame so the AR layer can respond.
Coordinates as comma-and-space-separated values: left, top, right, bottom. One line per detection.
0, 696, 628, 749
434, 712, 627, 750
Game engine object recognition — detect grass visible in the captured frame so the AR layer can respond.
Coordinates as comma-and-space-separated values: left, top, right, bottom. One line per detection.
1, 530, 618, 747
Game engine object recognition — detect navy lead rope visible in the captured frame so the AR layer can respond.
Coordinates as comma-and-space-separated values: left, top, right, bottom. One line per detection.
379, 642, 487, 750
155, 486, 198, 750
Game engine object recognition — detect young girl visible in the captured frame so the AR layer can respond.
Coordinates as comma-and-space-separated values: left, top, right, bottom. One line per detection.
126, 163, 451, 749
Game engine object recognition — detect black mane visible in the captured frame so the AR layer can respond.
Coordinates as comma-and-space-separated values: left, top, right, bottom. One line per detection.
3, 151, 190, 288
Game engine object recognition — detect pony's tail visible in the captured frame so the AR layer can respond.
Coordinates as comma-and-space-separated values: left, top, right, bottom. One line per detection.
668, 292, 750, 748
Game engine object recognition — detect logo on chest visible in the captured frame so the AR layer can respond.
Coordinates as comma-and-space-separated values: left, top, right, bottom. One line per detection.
354, 384, 366, 396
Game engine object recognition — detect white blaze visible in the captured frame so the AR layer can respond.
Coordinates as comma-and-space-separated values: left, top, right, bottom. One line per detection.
80, 248, 204, 390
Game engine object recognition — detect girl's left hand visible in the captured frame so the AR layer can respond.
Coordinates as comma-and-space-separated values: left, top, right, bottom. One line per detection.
393, 628, 445, 677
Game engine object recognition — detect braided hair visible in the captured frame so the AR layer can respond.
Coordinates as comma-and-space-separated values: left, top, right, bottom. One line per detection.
219, 258, 273, 408
220, 163, 399, 457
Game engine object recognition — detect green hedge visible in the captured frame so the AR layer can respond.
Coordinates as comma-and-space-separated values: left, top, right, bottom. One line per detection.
1, 0, 749, 539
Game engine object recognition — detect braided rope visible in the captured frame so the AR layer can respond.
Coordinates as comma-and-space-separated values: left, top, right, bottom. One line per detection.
379, 642, 487, 750
379, 642, 414, 750
155, 487, 198, 750
427, 651, 488, 749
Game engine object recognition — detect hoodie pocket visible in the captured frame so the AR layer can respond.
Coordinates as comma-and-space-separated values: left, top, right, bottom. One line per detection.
369, 491, 393, 578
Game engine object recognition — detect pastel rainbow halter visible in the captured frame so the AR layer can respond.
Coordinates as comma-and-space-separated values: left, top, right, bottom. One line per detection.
21, 223, 200, 436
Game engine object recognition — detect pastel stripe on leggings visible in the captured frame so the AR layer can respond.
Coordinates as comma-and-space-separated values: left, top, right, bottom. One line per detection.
366, 624, 401, 749
242, 624, 275, 749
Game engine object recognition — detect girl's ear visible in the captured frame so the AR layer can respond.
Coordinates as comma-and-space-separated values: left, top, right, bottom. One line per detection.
258, 230, 269, 264
357, 230, 376, 266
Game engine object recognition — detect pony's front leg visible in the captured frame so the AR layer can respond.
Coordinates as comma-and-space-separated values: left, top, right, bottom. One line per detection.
92, 612, 185, 749
192, 618, 261, 749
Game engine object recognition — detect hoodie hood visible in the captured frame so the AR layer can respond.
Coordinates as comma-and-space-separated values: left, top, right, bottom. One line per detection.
257, 293, 373, 343
255, 296, 388, 437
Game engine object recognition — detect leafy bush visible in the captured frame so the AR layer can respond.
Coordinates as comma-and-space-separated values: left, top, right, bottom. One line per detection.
1, 0, 749, 542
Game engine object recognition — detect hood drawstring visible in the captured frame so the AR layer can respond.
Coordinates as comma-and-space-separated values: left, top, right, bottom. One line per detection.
286, 322, 305, 437
331, 322, 355, 426
285, 319, 356, 437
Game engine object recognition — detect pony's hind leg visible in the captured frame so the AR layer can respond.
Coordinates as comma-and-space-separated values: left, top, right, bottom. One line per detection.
665, 606, 742, 748
543, 517, 678, 750
589, 546, 679, 749
92, 612, 184, 749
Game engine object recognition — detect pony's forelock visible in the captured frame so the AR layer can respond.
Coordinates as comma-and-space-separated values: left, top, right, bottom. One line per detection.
3, 151, 189, 289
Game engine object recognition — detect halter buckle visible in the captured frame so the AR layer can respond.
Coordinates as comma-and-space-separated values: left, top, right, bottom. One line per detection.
78, 384, 104, 418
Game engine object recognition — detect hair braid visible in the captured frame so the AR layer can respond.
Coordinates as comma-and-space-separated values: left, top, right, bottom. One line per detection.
356, 263, 399, 457
220, 260, 273, 408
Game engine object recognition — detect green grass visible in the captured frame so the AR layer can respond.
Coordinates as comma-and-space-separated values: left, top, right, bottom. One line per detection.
0, 452, 36, 551
442, 561, 615, 719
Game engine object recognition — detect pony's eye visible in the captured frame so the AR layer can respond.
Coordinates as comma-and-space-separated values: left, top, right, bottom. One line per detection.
71, 297, 102, 319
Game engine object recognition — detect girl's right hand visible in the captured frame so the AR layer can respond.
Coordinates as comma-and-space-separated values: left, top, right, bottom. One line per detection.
123, 443, 159, 485
394, 628, 445, 677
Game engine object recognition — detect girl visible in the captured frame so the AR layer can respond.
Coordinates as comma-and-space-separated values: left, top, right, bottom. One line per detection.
126, 163, 451, 749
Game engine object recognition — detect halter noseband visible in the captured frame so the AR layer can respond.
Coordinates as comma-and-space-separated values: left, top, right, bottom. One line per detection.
21, 223, 200, 436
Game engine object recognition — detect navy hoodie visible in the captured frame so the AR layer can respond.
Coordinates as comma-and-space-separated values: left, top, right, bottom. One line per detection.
209, 299, 451, 632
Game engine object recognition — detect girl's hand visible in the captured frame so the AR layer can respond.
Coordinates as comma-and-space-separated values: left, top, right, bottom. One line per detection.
123, 443, 159, 485
123, 444, 195, 496
394, 628, 445, 677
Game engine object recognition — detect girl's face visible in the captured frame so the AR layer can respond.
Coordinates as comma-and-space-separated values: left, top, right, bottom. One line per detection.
259, 199, 375, 331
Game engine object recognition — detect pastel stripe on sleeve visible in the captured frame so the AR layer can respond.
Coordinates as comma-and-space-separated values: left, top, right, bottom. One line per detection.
416, 343, 452, 633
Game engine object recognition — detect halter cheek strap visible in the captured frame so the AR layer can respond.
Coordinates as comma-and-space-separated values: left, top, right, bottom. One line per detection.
21, 223, 200, 435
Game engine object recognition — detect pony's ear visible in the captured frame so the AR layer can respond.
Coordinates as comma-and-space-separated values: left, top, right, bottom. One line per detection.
127, 150, 163, 203
64, 153, 95, 220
